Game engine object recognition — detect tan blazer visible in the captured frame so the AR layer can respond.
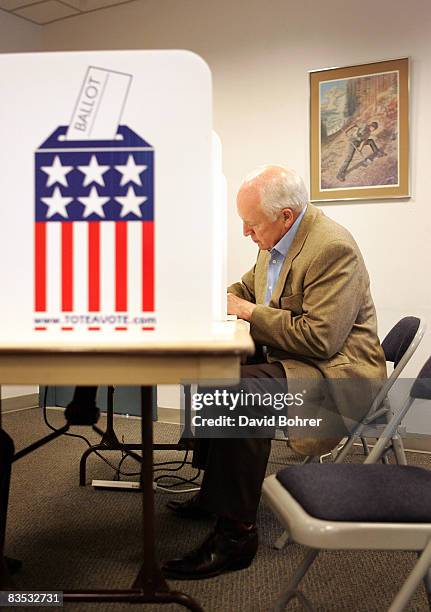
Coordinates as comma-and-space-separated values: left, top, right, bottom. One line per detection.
228, 204, 387, 453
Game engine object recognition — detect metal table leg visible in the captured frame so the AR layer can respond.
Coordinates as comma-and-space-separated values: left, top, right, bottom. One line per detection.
64, 385, 204, 611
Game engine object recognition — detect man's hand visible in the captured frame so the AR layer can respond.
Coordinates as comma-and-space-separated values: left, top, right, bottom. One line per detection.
227, 293, 257, 321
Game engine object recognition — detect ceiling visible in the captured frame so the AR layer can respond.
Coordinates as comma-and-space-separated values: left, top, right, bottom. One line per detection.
0, 0, 138, 25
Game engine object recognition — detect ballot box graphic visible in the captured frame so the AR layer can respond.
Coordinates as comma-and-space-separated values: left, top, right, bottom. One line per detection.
34, 125, 155, 332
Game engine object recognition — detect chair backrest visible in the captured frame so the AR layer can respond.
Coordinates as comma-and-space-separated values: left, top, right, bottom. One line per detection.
369, 316, 426, 413
382, 316, 423, 368
410, 356, 431, 401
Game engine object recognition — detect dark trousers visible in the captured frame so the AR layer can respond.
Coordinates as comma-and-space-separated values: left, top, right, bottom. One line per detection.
192, 361, 286, 523
0, 429, 14, 585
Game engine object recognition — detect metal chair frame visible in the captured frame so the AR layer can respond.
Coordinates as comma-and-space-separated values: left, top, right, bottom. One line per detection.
335, 316, 426, 465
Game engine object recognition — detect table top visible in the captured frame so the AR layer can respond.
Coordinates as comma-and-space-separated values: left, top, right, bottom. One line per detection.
0, 321, 254, 386
0, 321, 252, 355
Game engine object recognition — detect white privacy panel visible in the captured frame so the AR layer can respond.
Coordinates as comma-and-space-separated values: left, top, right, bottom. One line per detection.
0, 50, 214, 343
212, 131, 228, 322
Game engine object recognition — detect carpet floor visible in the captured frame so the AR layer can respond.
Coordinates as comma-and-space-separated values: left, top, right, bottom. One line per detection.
2, 406, 430, 612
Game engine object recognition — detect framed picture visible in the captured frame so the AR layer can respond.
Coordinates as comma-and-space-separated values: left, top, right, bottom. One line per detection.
309, 57, 409, 202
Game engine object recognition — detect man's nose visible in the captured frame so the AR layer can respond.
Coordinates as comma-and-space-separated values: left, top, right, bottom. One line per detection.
243, 223, 252, 237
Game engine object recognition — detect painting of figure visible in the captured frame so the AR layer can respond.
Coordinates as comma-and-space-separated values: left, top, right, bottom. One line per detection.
309, 58, 409, 202
320, 72, 398, 189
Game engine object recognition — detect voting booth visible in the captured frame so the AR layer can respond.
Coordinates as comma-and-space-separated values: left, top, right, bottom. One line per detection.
0, 50, 227, 345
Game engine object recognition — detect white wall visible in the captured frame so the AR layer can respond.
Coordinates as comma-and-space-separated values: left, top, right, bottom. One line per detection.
0, 10, 41, 399
1, 386, 37, 400
36, 0, 431, 421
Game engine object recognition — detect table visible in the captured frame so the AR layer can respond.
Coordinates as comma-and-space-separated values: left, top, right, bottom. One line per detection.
0, 321, 253, 611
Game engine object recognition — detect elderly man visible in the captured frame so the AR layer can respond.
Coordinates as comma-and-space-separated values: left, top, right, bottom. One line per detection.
162, 165, 386, 580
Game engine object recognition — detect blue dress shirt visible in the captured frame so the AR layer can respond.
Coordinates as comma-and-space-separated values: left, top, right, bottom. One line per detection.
264, 206, 307, 305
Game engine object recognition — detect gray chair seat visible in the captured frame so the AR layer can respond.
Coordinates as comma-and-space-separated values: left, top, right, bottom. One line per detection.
276, 463, 431, 523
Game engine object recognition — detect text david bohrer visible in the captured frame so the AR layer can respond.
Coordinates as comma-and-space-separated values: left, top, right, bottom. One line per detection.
190, 389, 322, 428
192, 415, 323, 427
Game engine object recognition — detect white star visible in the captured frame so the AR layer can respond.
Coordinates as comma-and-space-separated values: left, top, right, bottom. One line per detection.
77, 155, 110, 187
41, 156, 73, 187
116, 186, 147, 218
115, 155, 147, 186
41, 187, 73, 218
78, 187, 110, 218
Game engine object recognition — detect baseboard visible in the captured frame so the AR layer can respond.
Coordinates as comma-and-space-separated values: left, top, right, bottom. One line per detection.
1, 393, 39, 412
401, 437, 431, 454
359, 436, 431, 454
45, 404, 181, 424
157, 406, 181, 424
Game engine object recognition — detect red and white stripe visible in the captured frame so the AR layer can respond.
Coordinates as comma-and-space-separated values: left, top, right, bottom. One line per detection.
35, 221, 154, 318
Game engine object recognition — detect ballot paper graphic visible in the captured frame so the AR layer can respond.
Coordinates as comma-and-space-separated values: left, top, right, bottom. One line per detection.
67, 66, 132, 140
34, 67, 155, 332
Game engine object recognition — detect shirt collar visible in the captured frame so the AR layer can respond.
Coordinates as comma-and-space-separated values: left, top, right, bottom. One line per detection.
271, 204, 307, 257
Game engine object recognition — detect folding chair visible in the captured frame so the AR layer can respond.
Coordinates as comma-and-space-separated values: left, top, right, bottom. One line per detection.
335, 316, 426, 465
273, 316, 426, 551
263, 356, 431, 612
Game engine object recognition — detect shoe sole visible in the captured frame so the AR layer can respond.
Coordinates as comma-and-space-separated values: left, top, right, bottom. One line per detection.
163, 555, 255, 581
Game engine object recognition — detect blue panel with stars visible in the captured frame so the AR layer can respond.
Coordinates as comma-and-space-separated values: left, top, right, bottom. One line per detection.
35, 125, 154, 223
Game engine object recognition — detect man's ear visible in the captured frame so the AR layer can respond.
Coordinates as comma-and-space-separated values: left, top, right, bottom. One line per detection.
282, 208, 295, 227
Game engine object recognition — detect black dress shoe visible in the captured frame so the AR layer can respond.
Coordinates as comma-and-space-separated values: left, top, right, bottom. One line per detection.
166, 495, 214, 520
176, 437, 195, 451
162, 523, 258, 580
4, 556, 22, 575
64, 402, 100, 426
65, 386, 100, 426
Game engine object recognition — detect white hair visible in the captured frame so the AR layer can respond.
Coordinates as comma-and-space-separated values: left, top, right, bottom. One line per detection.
244, 166, 309, 220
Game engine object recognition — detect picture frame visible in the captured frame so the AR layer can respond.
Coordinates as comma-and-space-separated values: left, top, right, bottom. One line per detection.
309, 57, 409, 202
